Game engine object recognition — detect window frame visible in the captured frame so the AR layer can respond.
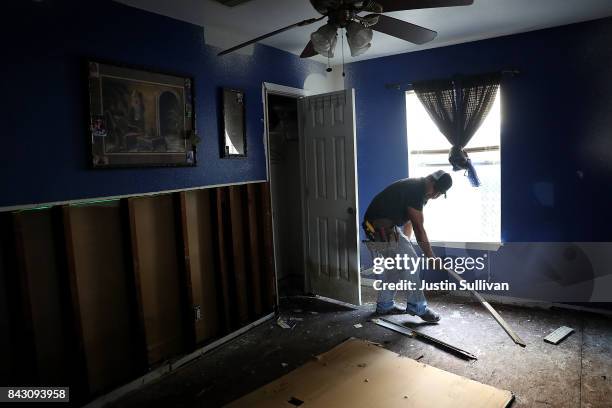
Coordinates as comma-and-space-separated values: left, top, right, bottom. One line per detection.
405, 90, 502, 250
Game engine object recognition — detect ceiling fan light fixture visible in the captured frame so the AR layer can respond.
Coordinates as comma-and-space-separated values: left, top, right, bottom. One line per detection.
311, 23, 338, 58
346, 21, 373, 57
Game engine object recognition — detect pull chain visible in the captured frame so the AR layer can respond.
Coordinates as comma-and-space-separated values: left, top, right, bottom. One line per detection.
341, 28, 346, 77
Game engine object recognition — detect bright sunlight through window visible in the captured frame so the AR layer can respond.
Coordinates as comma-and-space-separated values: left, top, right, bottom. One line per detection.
406, 89, 501, 244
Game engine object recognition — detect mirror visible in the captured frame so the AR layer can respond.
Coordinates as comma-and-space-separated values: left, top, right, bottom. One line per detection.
221, 88, 246, 157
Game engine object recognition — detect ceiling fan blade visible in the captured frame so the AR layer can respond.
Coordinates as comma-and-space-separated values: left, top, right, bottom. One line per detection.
374, 0, 473, 13
218, 16, 325, 56
369, 14, 436, 44
300, 40, 318, 58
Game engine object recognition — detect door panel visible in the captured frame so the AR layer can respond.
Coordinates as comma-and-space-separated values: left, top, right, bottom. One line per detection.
300, 90, 360, 305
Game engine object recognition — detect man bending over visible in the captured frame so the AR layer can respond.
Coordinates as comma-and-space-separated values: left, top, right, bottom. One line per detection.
363, 170, 453, 323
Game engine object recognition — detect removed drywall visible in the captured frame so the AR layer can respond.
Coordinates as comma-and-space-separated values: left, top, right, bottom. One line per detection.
227, 338, 514, 408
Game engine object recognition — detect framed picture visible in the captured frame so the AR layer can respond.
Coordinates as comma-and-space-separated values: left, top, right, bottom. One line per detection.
221, 88, 247, 158
87, 60, 198, 168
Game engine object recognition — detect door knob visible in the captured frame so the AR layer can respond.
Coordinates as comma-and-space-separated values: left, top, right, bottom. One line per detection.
347, 207, 355, 215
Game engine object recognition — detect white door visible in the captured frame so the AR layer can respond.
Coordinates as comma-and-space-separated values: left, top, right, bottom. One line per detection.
300, 89, 360, 305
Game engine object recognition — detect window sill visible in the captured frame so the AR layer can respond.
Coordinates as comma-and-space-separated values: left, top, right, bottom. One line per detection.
429, 241, 503, 252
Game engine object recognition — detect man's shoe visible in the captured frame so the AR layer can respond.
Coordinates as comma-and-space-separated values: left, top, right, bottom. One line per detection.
374, 305, 407, 316
409, 307, 441, 323
417, 308, 441, 323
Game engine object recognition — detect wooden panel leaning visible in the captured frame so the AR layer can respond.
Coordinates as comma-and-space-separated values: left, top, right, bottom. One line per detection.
180, 190, 221, 344
12, 209, 72, 386
128, 195, 186, 366
63, 202, 144, 395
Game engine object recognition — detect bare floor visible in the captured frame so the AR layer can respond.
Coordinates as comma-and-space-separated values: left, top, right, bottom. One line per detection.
109, 288, 612, 408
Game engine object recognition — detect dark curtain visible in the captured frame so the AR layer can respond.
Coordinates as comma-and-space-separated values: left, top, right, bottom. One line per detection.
413, 73, 501, 187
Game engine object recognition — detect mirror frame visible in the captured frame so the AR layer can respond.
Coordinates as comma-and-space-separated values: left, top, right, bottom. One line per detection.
220, 88, 247, 158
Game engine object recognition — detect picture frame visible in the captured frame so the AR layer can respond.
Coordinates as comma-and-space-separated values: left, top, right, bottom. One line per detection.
221, 88, 247, 158
87, 60, 198, 168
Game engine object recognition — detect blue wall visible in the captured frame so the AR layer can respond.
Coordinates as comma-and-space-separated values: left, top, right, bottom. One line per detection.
346, 17, 612, 244
0, 0, 324, 208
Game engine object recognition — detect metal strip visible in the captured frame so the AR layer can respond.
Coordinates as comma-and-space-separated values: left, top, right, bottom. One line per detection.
0, 179, 268, 213
445, 268, 527, 347
372, 318, 477, 360
411, 145, 500, 155
83, 312, 275, 408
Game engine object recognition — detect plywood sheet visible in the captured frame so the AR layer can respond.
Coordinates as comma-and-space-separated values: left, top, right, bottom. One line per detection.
258, 183, 276, 312
227, 338, 513, 408
0, 214, 13, 384
65, 204, 140, 394
246, 184, 263, 317
13, 210, 70, 385
129, 195, 184, 365
228, 186, 249, 325
182, 190, 220, 343
215, 187, 233, 331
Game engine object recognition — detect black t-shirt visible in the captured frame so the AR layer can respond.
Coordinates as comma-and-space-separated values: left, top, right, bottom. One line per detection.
364, 178, 427, 226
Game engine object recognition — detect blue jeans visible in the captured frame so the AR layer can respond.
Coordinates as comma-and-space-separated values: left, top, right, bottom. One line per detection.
373, 227, 428, 315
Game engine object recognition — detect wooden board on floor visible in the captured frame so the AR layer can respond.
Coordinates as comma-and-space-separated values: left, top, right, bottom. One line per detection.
64, 203, 142, 394
227, 338, 514, 408
180, 190, 221, 344
128, 195, 185, 366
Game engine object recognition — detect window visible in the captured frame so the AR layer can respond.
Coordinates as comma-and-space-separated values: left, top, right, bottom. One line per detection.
406, 89, 501, 243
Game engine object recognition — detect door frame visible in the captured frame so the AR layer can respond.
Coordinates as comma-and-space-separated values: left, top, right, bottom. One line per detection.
262, 83, 313, 302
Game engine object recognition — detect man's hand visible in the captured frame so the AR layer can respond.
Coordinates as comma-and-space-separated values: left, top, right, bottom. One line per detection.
402, 221, 413, 238
406, 207, 435, 259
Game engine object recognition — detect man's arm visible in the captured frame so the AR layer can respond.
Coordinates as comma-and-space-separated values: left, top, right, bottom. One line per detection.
406, 207, 435, 258
403, 221, 413, 238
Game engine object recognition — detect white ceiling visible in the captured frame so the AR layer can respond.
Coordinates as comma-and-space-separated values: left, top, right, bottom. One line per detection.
115, 0, 612, 64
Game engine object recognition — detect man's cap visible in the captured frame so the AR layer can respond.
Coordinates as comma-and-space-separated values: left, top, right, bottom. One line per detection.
430, 170, 453, 197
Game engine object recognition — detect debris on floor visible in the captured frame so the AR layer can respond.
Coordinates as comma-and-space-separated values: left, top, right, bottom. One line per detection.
354, 323, 363, 329
277, 317, 296, 329
544, 326, 574, 345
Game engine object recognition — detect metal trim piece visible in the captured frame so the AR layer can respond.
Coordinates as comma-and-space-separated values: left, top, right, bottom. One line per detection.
0, 179, 267, 213
83, 312, 275, 408
445, 268, 527, 347
372, 318, 478, 360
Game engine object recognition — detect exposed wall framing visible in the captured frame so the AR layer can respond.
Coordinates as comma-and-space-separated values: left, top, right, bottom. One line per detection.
63, 203, 144, 395
0, 182, 276, 403
12, 209, 73, 386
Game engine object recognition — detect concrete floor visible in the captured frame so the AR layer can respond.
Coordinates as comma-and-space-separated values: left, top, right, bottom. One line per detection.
109, 288, 612, 408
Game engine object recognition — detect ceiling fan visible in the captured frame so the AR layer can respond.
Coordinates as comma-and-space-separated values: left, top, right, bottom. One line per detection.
218, 0, 474, 59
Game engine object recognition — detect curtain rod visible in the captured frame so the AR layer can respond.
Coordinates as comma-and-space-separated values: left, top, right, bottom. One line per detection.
385, 69, 520, 91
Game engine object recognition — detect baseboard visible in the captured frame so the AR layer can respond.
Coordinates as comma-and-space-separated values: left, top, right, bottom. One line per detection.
445, 290, 612, 317
83, 312, 275, 408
